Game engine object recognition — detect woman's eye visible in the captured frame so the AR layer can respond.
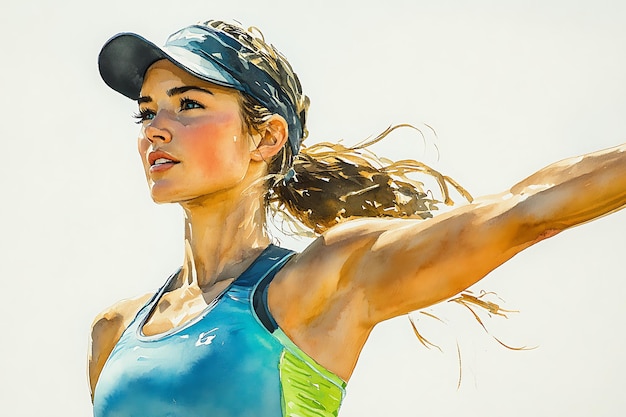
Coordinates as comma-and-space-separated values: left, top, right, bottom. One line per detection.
180, 97, 204, 111
132, 109, 155, 124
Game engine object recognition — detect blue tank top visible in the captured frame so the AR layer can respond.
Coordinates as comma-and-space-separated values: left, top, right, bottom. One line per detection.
93, 245, 346, 417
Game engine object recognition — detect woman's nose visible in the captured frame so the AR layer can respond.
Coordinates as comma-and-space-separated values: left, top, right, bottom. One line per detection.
144, 112, 173, 143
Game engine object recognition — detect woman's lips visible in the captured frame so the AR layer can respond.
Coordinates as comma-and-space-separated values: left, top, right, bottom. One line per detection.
150, 158, 179, 172
148, 151, 180, 173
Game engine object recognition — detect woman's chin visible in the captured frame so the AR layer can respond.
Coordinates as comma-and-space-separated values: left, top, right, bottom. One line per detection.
149, 187, 203, 206
149, 187, 181, 205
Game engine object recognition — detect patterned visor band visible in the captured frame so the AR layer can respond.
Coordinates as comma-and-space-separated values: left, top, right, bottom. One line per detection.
98, 24, 306, 156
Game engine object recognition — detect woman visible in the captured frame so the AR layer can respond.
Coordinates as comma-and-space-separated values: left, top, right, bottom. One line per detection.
90, 20, 626, 417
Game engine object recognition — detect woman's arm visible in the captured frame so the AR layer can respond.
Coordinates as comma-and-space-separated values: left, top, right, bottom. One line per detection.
358, 143, 626, 320
274, 143, 626, 328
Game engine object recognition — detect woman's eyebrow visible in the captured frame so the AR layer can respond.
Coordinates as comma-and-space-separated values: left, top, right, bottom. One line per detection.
167, 86, 215, 96
137, 96, 152, 105
136, 86, 214, 105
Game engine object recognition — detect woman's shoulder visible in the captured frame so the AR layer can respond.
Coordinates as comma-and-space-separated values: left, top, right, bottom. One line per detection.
88, 293, 153, 398
91, 293, 153, 331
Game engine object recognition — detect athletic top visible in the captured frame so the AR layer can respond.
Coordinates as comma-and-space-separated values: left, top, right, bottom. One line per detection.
92, 245, 346, 417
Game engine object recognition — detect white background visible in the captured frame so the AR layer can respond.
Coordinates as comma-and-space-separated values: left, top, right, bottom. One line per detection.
2, 1, 625, 416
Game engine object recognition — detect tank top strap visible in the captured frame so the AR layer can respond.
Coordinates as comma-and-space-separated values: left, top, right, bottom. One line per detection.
243, 245, 295, 332
125, 268, 182, 332
232, 244, 295, 288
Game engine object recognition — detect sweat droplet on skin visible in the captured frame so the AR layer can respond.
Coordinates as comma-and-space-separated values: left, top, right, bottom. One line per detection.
233, 136, 237, 142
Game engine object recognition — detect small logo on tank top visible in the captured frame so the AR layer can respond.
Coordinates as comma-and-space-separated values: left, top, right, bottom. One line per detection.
195, 328, 219, 346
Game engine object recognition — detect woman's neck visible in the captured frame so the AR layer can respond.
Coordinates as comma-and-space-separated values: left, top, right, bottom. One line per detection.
178, 183, 270, 290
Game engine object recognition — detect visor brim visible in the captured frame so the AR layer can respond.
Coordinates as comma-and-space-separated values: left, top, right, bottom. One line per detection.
98, 33, 240, 100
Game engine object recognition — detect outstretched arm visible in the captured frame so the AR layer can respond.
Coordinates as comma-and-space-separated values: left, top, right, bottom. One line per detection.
373, 143, 625, 316
276, 143, 626, 325
358, 142, 626, 320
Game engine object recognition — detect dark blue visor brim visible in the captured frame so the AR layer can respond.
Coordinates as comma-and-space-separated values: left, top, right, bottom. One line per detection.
98, 32, 241, 101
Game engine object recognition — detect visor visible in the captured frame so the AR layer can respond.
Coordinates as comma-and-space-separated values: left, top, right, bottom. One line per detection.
99, 24, 305, 156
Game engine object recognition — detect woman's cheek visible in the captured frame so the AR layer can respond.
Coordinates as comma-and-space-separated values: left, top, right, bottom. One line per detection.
190, 126, 248, 171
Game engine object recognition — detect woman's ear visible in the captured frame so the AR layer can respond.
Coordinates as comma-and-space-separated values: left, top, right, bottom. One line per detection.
250, 114, 289, 162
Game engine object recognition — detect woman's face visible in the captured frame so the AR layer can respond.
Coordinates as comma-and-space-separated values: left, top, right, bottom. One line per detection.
136, 60, 257, 204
